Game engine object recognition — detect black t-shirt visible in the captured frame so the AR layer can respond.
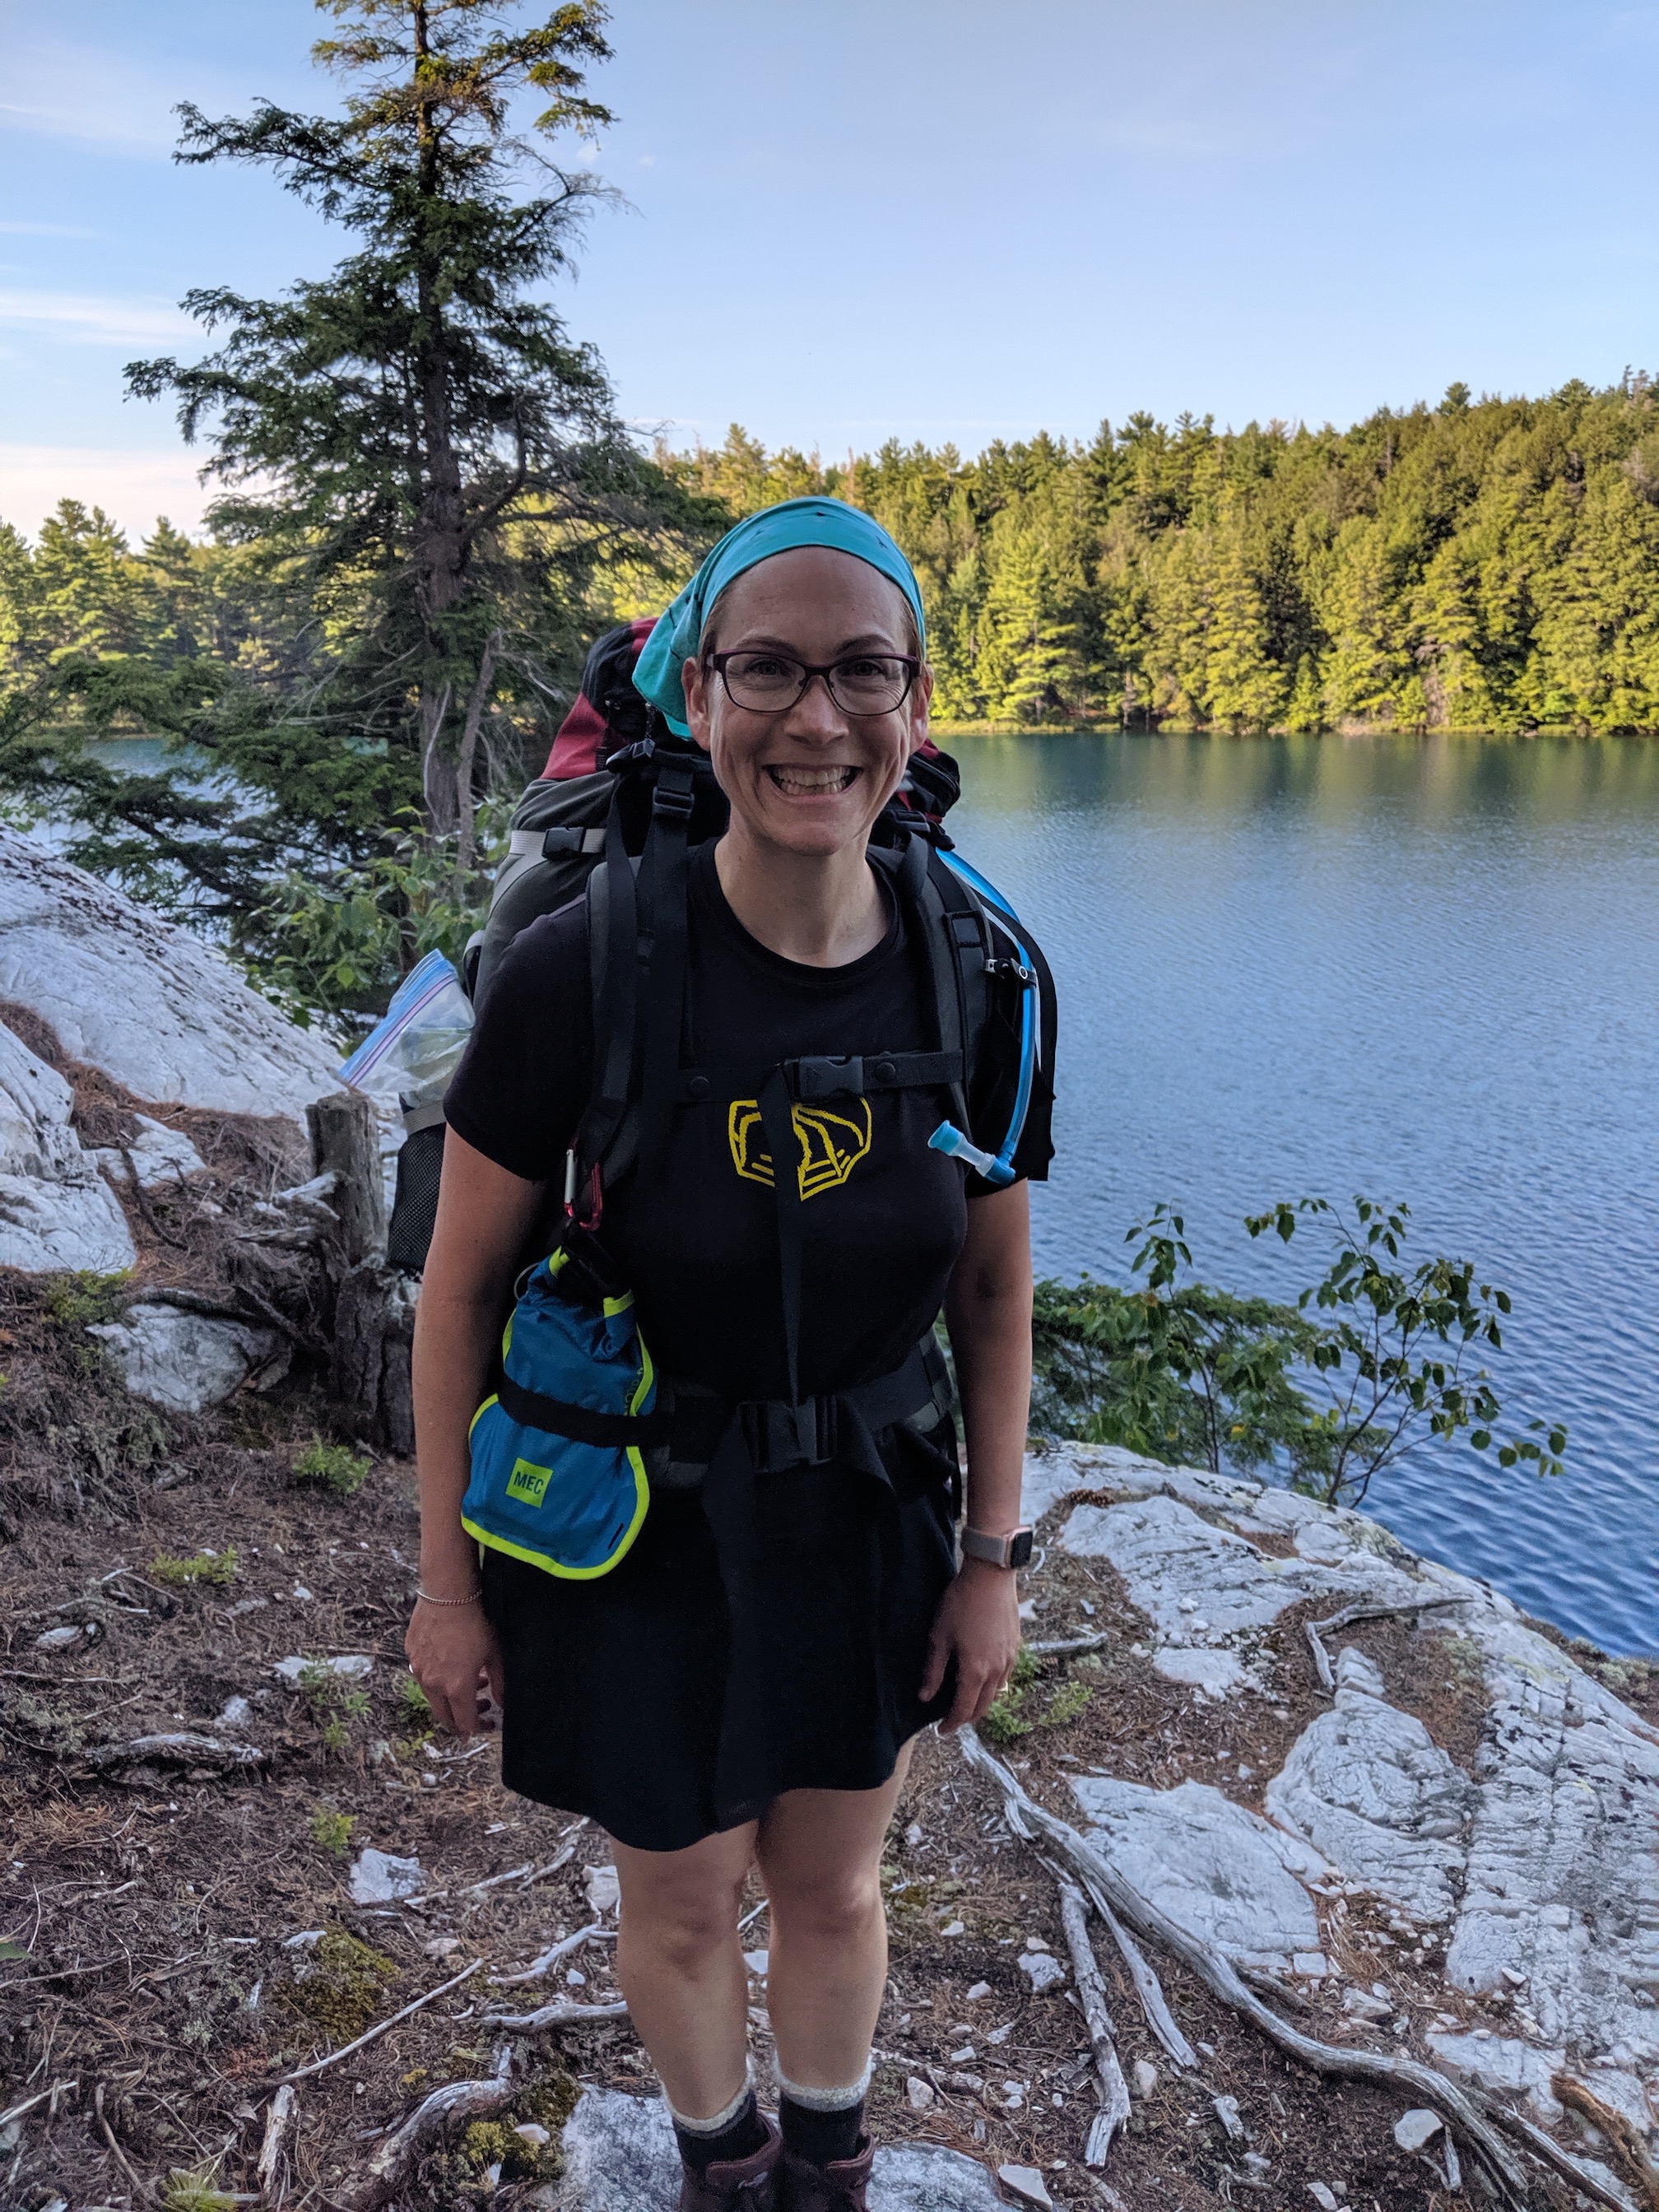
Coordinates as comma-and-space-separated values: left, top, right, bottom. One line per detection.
445, 843, 1053, 1404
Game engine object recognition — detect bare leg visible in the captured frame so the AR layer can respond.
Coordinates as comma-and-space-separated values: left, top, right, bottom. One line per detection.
610, 1819, 759, 2118
755, 1745, 913, 2092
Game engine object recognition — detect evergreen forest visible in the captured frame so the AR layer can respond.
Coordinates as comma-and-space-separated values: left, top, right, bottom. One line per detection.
12, 376, 1659, 747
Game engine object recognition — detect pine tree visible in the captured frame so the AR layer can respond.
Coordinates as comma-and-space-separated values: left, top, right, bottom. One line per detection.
2, 0, 707, 989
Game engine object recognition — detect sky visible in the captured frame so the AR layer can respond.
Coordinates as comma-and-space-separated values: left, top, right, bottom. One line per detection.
4, 0, 1659, 540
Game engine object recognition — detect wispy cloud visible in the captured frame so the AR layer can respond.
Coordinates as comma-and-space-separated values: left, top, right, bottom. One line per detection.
0, 36, 286, 156
0, 290, 195, 346
0, 220, 100, 239
0, 445, 211, 540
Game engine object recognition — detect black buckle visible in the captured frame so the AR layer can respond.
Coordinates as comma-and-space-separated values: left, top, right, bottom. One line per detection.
652, 775, 695, 822
788, 1054, 864, 1101
741, 1395, 836, 1470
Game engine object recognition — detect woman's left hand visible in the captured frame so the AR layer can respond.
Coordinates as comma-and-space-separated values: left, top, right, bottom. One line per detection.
921, 1559, 1023, 1731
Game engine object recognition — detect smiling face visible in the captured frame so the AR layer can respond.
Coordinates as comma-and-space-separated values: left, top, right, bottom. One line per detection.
681, 544, 932, 860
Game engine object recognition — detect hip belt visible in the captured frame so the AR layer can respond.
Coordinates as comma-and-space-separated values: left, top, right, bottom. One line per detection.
492, 1334, 953, 1491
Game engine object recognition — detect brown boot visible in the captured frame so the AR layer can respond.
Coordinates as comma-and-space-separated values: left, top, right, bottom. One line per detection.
778, 2135, 875, 2211
677, 2113, 783, 2211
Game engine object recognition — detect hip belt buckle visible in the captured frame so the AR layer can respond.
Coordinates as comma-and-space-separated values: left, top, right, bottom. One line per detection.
741, 1393, 838, 1471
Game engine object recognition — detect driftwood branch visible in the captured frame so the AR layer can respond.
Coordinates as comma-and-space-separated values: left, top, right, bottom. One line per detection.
1304, 1594, 1469, 1694
488, 1922, 609, 1988
1553, 2076, 1659, 2210
480, 1994, 630, 2032
256, 2084, 296, 2206
358, 2059, 514, 2210
280, 1957, 482, 2085
1055, 1877, 1131, 2166
85, 1732, 267, 1778
958, 1726, 1540, 2207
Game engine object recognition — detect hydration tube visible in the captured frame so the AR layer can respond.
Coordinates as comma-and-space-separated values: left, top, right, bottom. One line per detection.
926, 851, 1039, 1188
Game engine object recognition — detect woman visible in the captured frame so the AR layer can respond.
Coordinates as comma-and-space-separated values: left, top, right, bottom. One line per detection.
408, 500, 1054, 2212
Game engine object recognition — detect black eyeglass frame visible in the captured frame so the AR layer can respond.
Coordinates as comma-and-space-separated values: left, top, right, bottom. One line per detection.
704, 648, 922, 717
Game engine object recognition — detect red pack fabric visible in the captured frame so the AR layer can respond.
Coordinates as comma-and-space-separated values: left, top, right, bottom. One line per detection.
543, 618, 658, 778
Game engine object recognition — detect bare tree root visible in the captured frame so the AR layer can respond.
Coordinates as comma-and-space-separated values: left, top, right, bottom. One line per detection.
356, 2054, 514, 2211
1054, 1876, 1132, 2166
1304, 1595, 1470, 1693
956, 1726, 1606, 2210
479, 1995, 630, 2032
1552, 2077, 1659, 2211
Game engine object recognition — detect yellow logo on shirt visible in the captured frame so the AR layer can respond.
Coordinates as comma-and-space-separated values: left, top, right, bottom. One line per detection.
728, 1098, 873, 1199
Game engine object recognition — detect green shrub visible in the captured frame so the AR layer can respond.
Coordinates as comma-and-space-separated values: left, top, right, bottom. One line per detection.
309, 1805, 356, 1856
294, 1436, 372, 1499
43, 1270, 132, 1328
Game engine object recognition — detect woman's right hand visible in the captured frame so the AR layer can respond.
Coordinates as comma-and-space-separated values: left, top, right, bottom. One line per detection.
406, 1599, 506, 1737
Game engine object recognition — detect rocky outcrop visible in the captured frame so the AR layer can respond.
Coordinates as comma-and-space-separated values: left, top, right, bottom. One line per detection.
0, 1018, 133, 1272
86, 1301, 289, 1413
0, 830, 342, 1126
1037, 1442, 1659, 2142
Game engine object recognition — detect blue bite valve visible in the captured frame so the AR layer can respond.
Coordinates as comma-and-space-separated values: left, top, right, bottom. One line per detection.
928, 1121, 1015, 1187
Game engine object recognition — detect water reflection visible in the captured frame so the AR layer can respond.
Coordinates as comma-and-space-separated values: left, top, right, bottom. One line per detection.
949, 732, 1659, 1656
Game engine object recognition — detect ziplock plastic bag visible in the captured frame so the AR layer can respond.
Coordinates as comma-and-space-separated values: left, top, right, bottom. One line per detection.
340, 950, 474, 1110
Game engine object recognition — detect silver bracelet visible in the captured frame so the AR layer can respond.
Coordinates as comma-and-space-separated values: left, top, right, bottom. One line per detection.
416, 1585, 483, 1607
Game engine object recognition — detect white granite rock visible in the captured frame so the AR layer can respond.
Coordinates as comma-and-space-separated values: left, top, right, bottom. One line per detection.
93, 1113, 207, 1189
1059, 1494, 1424, 1648
348, 1847, 425, 1904
0, 831, 342, 1126
1068, 1773, 1327, 1970
1265, 1680, 1475, 1925
1153, 1647, 1251, 1699
1426, 2029, 1567, 2124
1027, 1442, 1659, 2102
87, 1300, 287, 1412
1443, 1611, 1659, 2058
555, 2089, 1005, 2210
0, 1018, 134, 1272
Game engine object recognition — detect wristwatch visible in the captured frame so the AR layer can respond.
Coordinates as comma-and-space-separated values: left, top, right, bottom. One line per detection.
960, 1524, 1034, 1570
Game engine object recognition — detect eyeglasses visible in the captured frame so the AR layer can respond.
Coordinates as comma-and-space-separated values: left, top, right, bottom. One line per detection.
705, 648, 920, 717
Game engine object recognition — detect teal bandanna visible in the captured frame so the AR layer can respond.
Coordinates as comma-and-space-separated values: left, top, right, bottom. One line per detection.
633, 496, 927, 737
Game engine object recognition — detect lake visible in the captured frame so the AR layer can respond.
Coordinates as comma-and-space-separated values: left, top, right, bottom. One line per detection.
948, 732, 1659, 1659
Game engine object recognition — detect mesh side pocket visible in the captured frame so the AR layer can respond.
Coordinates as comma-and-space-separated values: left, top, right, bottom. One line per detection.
388, 1122, 446, 1274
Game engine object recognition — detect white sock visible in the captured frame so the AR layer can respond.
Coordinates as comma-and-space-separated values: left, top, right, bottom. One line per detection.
774, 2058, 873, 2112
666, 2062, 755, 2136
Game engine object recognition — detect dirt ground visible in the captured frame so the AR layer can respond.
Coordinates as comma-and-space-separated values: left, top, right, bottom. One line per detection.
0, 1057, 1642, 2212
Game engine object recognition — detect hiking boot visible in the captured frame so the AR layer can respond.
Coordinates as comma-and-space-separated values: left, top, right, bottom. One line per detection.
778, 2135, 875, 2211
678, 2114, 783, 2211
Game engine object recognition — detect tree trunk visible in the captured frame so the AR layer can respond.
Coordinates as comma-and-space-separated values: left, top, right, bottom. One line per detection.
454, 628, 502, 885
308, 1090, 415, 1452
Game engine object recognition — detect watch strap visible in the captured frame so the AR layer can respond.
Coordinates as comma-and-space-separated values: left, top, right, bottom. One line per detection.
960, 1524, 1034, 1569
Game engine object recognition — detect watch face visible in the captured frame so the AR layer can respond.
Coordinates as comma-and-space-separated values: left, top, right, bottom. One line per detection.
1008, 1528, 1034, 1569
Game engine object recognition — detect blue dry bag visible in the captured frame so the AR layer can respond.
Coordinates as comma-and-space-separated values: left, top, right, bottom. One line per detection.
462, 1248, 657, 1579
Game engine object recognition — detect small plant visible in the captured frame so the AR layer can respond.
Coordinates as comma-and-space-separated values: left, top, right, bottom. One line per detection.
150, 1547, 239, 1588
980, 1647, 1039, 1747
294, 1436, 372, 1499
160, 2164, 236, 2212
1033, 1197, 1567, 1508
396, 1675, 433, 1728
43, 1270, 131, 1329
297, 1660, 372, 1754
1043, 1678, 1093, 1728
309, 1805, 356, 1856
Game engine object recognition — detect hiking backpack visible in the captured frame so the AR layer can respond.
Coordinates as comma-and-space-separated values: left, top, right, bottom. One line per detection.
383, 621, 1048, 1272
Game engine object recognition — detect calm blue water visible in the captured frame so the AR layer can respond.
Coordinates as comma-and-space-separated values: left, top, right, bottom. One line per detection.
949, 732, 1659, 1658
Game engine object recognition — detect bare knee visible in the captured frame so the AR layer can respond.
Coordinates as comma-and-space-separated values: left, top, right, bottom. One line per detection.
771, 1866, 884, 1949
620, 1876, 746, 1978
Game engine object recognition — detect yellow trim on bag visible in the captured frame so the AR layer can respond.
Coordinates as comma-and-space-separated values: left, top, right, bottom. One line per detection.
461, 1447, 649, 1581
470, 1392, 499, 1438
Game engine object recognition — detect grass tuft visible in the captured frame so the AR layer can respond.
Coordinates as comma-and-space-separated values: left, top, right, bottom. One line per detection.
293, 1435, 372, 1499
